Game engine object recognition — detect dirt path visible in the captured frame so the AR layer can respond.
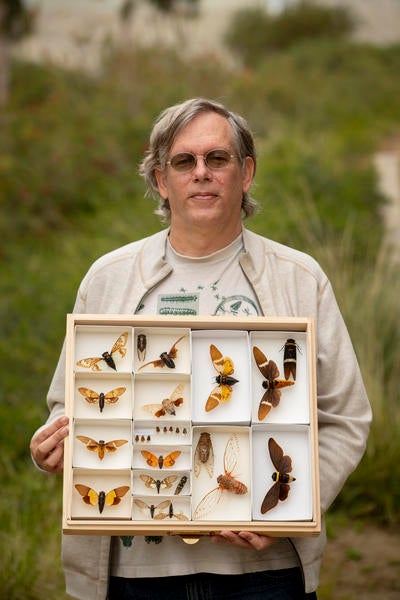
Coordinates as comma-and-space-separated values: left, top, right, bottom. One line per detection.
318, 522, 400, 599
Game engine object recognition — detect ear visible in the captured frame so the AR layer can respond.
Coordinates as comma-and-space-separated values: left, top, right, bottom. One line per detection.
242, 156, 255, 194
154, 167, 169, 200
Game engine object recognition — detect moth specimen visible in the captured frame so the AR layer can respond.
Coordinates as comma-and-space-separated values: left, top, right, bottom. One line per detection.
134, 499, 188, 520
139, 474, 177, 494
141, 450, 181, 469
77, 386, 126, 413
139, 335, 185, 370
194, 432, 214, 478
76, 332, 128, 371
74, 484, 130, 514
253, 346, 294, 420
142, 384, 184, 418
261, 437, 295, 514
206, 344, 238, 412
193, 434, 247, 519
156, 501, 188, 521
137, 333, 147, 361
280, 338, 301, 381
76, 436, 128, 460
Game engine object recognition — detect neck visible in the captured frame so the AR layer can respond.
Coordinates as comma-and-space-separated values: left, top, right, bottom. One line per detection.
169, 222, 242, 257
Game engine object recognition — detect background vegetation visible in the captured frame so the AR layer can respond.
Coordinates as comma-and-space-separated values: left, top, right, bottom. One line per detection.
1, 3, 400, 597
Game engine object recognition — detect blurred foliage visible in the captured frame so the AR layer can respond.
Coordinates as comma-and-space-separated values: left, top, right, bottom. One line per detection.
224, 1, 355, 66
1, 24, 400, 597
1, 0, 37, 39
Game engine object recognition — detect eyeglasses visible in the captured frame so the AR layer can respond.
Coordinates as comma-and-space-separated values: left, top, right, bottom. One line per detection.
166, 149, 237, 172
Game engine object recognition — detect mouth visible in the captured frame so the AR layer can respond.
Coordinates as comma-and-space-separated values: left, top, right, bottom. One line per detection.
189, 192, 218, 201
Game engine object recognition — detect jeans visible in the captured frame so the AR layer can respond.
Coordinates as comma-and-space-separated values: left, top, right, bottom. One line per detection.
108, 568, 317, 599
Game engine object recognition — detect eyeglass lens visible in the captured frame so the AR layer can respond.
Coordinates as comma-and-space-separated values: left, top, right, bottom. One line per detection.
168, 149, 235, 172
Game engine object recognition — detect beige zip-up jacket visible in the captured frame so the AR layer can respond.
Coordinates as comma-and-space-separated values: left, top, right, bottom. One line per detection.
42, 227, 371, 598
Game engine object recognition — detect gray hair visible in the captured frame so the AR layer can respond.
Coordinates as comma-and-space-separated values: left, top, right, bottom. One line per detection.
139, 98, 258, 222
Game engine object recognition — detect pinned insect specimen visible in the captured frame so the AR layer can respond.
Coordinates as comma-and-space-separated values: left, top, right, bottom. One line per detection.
139, 335, 185, 370
141, 450, 181, 469
137, 333, 147, 361
280, 339, 301, 381
139, 474, 177, 494
253, 346, 294, 420
76, 436, 128, 460
194, 432, 214, 478
76, 332, 128, 371
142, 384, 184, 418
261, 437, 296, 514
174, 475, 188, 495
206, 344, 238, 412
193, 434, 247, 519
77, 386, 126, 413
134, 498, 171, 519
156, 501, 189, 521
75, 484, 130, 514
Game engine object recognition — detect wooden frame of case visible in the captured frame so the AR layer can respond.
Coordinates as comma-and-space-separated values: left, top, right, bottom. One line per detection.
63, 314, 321, 539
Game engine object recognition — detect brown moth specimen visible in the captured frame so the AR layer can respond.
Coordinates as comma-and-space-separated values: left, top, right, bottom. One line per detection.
137, 333, 147, 361
76, 436, 128, 460
261, 437, 296, 514
77, 386, 126, 413
134, 498, 171, 519
206, 344, 239, 412
75, 484, 130, 514
142, 384, 184, 418
76, 332, 128, 371
253, 346, 294, 420
193, 434, 247, 519
139, 474, 178, 494
157, 501, 189, 521
140, 450, 181, 469
194, 432, 214, 478
280, 338, 301, 381
139, 335, 185, 370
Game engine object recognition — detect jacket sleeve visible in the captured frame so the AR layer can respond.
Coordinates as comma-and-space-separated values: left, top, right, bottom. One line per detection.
315, 278, 371, 512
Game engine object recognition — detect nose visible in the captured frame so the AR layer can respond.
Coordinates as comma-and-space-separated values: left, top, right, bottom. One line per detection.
192, 155, 211, 180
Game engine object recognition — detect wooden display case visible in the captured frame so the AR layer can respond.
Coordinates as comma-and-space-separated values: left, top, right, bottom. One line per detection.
62, 314, 320, 538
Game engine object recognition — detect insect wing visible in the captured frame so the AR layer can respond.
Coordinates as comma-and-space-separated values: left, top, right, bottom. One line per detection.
77, 387, 100, 405
223, 434, 239, 475
153, 500, 174, 520
141, 450, 159, 468
268, 438, 284, 470
167, 335, 185, 361
193, 486, 221, 519
253, 346, 270, 378
206, 383, 232, 412
75, 484, 98, 507
110, 332, 129, 359
104, 387, 126, 406
105, 486, 130, 507
76, 357, 104, 371
278, 483, 291, 502
261, 482, 280, 514
163, 450, 181, 468
142, 403, 165, 417
210, 344, 234, 376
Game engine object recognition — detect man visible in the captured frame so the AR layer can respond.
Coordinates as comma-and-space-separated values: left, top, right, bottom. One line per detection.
31, 98, 371, 599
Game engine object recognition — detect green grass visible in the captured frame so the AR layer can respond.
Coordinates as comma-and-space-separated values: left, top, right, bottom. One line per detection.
1, 36, 400, 598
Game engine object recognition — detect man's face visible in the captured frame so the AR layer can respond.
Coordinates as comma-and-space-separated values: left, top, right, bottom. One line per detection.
155, 111, 254, 246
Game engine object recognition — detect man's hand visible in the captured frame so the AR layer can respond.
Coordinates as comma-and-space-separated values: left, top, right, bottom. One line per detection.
30, 416, 69, 473
210, 530, 275, 551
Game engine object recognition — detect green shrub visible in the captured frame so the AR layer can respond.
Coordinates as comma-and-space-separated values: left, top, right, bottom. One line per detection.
225, 1, 355, 66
